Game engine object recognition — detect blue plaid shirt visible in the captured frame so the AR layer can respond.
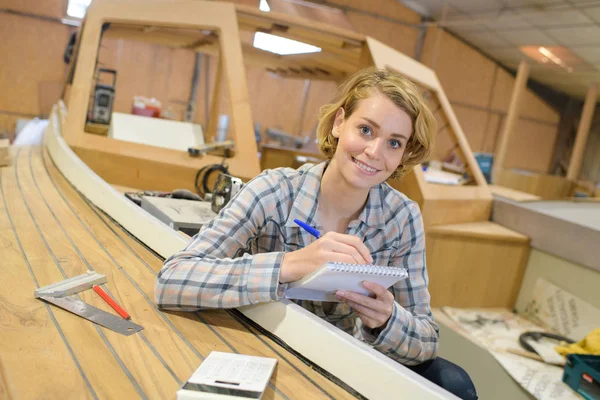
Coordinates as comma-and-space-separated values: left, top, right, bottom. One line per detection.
156, 162, 438, 365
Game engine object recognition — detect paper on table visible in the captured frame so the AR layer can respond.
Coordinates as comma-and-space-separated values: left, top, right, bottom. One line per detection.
442, 307, 578, 400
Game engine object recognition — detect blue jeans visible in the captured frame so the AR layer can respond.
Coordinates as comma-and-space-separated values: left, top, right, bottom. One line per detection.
407, 357, 478, 400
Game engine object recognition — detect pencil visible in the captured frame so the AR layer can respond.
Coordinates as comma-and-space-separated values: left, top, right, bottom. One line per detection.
93, 285, 131, 320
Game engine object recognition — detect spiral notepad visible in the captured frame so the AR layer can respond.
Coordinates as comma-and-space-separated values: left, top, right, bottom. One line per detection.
284, 262, 408, 302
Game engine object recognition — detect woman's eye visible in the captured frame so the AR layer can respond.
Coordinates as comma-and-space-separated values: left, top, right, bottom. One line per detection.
359, 125, 371, 135
389, 139, 401, 149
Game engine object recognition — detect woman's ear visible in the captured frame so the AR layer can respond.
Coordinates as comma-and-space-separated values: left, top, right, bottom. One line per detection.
332, 107, 345, 138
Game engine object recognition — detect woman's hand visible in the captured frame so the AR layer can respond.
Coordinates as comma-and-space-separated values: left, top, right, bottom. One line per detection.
336, 281, 394, 329
279, 232, 373, 283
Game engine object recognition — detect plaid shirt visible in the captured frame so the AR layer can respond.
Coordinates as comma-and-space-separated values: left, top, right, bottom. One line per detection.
156, 162, 438, 365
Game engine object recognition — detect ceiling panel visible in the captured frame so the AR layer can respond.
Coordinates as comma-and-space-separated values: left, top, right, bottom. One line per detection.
400, 0, 600, 98
445, 0, 505, 14
520, 9, 594, 27
483, 47, 527, 63
459, 30, 514, 48
497, 29, 558, 46
545, 26, 600, 46
580, 6, 600, 23
484, 12, 532, 29
571, 46, 600, 64
498, 0, 568, 8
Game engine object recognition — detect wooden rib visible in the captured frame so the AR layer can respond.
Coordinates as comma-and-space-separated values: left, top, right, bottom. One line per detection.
103, 26, 206, 48
36, 146, 356, 399
235, 5, 365, 45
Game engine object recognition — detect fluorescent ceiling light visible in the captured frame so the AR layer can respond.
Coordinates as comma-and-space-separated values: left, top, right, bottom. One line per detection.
259, 0, 271, 12
520, 45, 591, 73
253, 32, 321, 55
538, 47, 573, 72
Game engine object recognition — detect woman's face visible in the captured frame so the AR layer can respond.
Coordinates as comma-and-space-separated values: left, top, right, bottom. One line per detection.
330, 92, 413, 191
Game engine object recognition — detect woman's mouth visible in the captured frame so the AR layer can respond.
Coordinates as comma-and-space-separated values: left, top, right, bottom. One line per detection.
352, 157, 380, 175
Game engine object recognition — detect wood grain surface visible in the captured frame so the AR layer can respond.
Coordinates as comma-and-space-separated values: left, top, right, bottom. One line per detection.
0, 144, 357, 399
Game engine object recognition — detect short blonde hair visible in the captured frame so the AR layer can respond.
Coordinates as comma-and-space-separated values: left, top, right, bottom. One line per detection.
317, 67, 436, 179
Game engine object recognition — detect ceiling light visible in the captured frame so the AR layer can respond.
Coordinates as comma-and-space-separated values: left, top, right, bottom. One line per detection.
253, 32, 321, 55
259, 0, 270, 12
520, 46, 592, 73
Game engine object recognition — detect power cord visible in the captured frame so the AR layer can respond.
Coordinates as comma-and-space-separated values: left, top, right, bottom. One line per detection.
194, 157, 229, 198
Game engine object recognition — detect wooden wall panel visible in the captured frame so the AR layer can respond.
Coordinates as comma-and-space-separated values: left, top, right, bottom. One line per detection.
419, 26, 560, 173
246, 66, 306, 135
326, 0, 421, 24
482, 113, 502, 153
453, 105, 489, 152
1, 0, 67, 19
504, 119, 558, 173
0, 115, 21, 141
302, 79, 338, 137
421, 28, 496, 108
0, 14, 69, 114
491, 68, 558, 123
346, 14, 419, 57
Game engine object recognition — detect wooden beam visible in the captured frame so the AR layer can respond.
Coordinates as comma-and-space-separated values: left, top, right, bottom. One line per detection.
567, 83, 598, 181
492, 60, 529, 184
205, 54, 223, 143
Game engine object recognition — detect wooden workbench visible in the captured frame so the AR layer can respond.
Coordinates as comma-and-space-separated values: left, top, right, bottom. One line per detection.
0, 145, 356, 399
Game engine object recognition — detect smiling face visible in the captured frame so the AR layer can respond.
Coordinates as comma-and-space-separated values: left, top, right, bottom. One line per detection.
329, 92, 413, 191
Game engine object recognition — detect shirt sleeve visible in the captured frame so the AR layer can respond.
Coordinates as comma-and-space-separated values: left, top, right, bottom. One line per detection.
361, 202, 439, 365
154, 171, 285, 310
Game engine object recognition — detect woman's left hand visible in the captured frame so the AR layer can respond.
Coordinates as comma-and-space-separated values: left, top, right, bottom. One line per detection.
335, 281, 394, 329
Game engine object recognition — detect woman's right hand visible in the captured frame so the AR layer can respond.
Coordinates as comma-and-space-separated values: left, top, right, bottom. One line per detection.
279, 232, 374, 283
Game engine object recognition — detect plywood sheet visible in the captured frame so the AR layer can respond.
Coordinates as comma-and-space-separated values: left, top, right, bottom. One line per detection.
347, 13, 418, 59
453, 105, 489, 152
421, 28, 496, 108
325, 0, 421, 24
491, 68, 559, 123
2, 0, 67, 18
504, 119, 558, 173
0, 14, 69, 114
0, 114, 20, 141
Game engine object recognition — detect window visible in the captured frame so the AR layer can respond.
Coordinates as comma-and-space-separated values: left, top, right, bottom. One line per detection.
67, 0, 92, 19
259, 0, 270, 12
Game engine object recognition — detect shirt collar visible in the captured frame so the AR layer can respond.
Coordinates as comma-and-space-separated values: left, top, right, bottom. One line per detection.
284, 162, 388, 231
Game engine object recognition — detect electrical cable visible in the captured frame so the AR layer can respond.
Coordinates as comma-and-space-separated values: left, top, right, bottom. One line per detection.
194, 156, 229, 198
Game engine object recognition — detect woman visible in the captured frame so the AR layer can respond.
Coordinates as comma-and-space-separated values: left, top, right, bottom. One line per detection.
156, 67, 477, 399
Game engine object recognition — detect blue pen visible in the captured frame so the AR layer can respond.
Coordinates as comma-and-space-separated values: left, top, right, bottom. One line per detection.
294, 219, 321, 239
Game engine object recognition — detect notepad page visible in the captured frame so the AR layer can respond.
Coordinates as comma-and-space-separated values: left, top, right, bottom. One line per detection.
285, 263, 408, 302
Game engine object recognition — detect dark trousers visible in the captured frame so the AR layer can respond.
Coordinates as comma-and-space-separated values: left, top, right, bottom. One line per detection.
407, 357, 478, 400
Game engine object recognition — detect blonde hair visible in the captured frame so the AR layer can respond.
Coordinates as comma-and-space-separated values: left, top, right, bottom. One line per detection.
317, 67, 436, 179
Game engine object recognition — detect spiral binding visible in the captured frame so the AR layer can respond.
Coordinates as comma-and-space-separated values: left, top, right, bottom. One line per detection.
328, 262, 407, 277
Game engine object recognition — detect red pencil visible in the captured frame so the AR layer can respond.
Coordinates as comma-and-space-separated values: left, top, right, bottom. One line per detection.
93, 285, 131, 320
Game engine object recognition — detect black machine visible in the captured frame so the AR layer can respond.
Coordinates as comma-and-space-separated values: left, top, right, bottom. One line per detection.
89, 68, 117, 125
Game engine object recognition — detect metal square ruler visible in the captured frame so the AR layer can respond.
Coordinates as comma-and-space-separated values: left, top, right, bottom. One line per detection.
35, 271, 143, 336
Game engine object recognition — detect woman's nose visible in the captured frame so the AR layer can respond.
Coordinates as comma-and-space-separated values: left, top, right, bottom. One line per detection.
365, 138, 383, 159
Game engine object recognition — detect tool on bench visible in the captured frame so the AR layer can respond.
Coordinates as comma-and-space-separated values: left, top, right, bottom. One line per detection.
187, 140, 235, 158
35, 271, 143, 336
